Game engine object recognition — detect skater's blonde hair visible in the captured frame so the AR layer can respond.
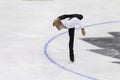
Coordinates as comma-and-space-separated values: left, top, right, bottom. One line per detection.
53, 18, 62, 27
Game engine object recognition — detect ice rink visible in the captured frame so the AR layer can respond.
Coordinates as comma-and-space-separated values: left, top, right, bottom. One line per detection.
0, 0, 120, 80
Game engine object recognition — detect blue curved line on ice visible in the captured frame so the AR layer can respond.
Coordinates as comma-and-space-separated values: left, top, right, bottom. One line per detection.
44, 20, 120, 80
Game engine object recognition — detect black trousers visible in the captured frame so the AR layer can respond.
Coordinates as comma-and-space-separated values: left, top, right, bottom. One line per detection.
68, 28, 75, 55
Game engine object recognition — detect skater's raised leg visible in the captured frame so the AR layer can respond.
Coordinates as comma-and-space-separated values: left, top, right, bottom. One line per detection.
68, 28, 75, 62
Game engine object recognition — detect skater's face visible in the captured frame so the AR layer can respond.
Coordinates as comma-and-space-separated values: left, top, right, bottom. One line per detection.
56, 25, 64, 31
53, 19, 64, 30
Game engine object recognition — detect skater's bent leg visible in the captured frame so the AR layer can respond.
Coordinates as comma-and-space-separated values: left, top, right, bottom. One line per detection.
68, 28, 75, 62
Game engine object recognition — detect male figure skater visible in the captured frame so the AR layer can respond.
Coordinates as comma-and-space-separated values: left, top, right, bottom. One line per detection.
53, 14, 86, 62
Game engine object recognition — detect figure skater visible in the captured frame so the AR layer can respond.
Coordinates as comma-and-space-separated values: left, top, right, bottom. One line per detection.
53, 14, 86, 62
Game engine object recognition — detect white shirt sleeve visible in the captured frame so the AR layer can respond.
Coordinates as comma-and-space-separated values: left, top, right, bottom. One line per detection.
61, 18, 84, 29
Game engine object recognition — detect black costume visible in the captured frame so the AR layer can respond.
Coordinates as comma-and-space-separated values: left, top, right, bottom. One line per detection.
58, 14, 83, 62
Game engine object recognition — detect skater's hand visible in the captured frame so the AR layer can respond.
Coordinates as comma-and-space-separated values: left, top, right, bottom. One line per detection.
81, 29, 86, 36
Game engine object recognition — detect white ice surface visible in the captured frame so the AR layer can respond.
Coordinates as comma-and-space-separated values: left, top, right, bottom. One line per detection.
0, 0, 120, 80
